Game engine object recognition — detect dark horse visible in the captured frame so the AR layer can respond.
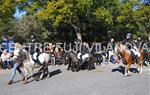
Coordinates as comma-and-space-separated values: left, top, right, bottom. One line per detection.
64, 51, 95, 72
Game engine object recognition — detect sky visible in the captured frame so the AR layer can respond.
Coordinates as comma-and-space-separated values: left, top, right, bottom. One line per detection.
13, 0, 150, 19
13, 8, 26, 19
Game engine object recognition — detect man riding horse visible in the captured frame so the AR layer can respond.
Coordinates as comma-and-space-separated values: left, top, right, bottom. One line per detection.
32, 48, 42, 66
77, 42, 90, 70
124, 33, 139, 63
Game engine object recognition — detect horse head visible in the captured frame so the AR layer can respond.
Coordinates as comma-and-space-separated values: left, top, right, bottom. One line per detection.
115, 42, 126, 54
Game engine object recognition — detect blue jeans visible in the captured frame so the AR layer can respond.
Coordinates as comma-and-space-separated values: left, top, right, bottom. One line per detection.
2, 61, 10, 69
9, 63, 24, 81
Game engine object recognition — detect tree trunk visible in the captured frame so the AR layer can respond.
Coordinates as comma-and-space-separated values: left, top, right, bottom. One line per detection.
70, 21, 82, 42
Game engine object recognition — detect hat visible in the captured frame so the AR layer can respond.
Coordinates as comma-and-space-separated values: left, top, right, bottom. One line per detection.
126, 33, 132, 39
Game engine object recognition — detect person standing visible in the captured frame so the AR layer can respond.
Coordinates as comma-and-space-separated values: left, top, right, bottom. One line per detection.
1, 50, 11, 69
8, 36, 15, 56
8, 43, 25, 85
1, 36, 8, 51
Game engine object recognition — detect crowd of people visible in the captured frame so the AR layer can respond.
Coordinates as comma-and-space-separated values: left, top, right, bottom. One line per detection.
0, 33, 149, 70
0, 36, 14, 69
0, 34, 149, 85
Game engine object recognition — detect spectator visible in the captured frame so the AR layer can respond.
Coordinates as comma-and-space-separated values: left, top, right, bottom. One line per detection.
54, 47, 61, 60
8, 36, 15, 56
1, 50, 11, 69
110, 38, 115, 50
1, 36, 8, 51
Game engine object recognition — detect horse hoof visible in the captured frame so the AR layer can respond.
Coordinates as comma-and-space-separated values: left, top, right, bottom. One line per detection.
124, 74, 128, 77
47, 75, 50, 78
36, 78, 39, 81
23, 81, 27, 84
127, 74, 131, 76
22, 78, 25, 81
138, 72, 142, 74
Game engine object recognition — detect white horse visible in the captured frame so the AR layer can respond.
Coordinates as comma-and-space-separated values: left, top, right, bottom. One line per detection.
13, 47, 51, 84
32, 52, 51, 79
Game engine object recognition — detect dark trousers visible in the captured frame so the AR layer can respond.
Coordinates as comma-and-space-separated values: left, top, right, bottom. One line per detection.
2, 61, 11, 69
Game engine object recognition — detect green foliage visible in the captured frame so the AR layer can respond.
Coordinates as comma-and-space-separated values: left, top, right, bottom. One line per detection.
0, 0, 17, 39
115, 0, 150, 40
36, 0, 76, 28
11, 15, 49, 42
93, 7, 113, 25
0, 0, 149, 42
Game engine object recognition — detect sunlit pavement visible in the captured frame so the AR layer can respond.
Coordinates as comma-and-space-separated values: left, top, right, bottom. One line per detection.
0, 64, 149, 95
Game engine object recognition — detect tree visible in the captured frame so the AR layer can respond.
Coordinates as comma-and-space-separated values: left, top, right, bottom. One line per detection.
114, 0, 150, 40
0, 0, 16, 39
11, 15, 49, 43
1, 0, 149, 42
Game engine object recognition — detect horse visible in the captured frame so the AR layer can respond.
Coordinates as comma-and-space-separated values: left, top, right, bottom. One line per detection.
61, 52, 70, 65
65, 51, 95, 72
115, 42, 145, 76
32, 52, 51, 80
65, 51, 79, 72
12, 47, 51, 84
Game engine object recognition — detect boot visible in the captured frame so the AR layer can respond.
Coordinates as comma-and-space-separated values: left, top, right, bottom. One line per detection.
8, 80, 13, 85
135, 55, 138, 62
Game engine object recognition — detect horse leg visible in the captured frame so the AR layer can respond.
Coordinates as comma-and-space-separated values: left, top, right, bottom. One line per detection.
23, 67, 29, 84
67, 62, 71, 70
124, 64, 129, 76
137, 61, 140, 73
139, 60, 143, 74
75, 61, 80, 72
87, 61, 91, 70
30, 67, 35, 80
67, 58, 72, 70
39, 65, 45, 80
45, 65, 50, 78
127, 63, 131, 76
39, 70, 44, 80
34, 66, 43, 81
41, 65, 49, 79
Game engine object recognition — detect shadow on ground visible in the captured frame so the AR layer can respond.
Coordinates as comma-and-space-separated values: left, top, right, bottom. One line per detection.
12, 69, 62, 85
111, 66, 138, 75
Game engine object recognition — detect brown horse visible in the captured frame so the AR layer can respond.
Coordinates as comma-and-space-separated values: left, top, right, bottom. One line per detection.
116, 43, 145, 76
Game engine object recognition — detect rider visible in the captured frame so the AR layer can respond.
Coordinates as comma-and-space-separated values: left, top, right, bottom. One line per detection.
33, 47, 42, 65
79, 42, 89, 69
125, 33, 138, 62
30, 35, 36, 55
125, 33, 133, 50
110, 38, 115, 50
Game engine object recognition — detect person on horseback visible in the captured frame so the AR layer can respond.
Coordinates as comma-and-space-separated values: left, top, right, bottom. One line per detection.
78, 42, 89, 69
32, 47, 43, 66
110, 38, 115, 50
30, 35, 36, 55
124, 33, 138, 62
125, 33, 133, 49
